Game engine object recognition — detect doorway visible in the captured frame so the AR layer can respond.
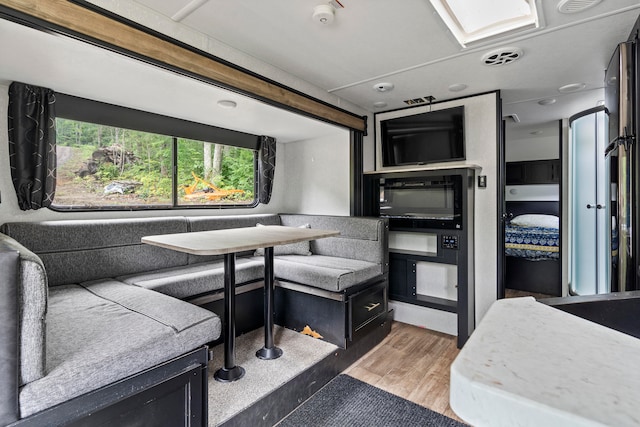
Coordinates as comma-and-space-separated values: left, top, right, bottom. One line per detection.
502, 120, 563, 299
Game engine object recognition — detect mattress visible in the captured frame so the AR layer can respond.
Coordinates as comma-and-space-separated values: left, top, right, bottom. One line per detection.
505, 224, 559, 261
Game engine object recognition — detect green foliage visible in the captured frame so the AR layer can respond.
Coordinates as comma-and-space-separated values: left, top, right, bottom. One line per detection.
221, 147, 255, 193
95, 163, 120, 181
55, 118, 257, 206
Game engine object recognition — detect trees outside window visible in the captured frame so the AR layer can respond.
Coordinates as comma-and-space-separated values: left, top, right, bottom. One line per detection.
53, 118, 256, 209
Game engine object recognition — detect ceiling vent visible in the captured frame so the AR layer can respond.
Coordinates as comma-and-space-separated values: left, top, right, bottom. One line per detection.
481, 47, 523, 66
403, 96, 436, 106
557, 0, 602, 14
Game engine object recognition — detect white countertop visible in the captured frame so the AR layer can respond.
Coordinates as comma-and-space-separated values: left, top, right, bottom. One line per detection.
450, 297, 640, 427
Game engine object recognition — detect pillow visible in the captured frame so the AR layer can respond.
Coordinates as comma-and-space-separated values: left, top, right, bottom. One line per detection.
510, 214, 559, 229
254, 223, 312, 256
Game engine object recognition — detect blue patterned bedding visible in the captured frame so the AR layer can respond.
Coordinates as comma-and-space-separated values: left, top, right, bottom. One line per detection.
505, 224, 559, 261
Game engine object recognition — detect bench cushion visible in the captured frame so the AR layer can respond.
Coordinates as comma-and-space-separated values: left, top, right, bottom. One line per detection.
273, 255, 381, 292
18, 280, 220, 417
117, 256, 265, 299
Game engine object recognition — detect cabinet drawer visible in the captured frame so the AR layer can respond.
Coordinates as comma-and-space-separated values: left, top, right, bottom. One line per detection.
350, 284, 387, 332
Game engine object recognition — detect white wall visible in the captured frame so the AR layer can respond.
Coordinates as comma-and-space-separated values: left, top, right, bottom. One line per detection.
281, 133, 351, 215
367, 92, 499, 332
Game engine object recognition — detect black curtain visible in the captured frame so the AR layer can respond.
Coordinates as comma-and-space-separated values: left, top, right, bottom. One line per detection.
8, 82, 57, 210
258, 135, 276, 204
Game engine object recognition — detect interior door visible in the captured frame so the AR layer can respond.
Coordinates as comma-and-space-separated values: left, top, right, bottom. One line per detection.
569, 107, 610, 295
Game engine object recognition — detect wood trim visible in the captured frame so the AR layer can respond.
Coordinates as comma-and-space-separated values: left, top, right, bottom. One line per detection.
0, 0, 366, 131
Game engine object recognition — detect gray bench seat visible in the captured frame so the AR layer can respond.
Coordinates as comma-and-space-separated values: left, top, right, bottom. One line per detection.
0, 213, 389, 422
19, 279, 220, 418
117, 254, 380, 298
117, 256, 264, 299
273, 255, 382, 292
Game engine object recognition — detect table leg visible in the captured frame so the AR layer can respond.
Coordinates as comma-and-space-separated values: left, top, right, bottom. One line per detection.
214, 253, 245, 382
256, 246, 283, 360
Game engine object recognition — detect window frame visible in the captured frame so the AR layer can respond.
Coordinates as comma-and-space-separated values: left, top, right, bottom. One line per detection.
51, 94, 261, 211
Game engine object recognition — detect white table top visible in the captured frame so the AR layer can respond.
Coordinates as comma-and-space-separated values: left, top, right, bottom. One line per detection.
142, 225, 340, 255
450, 297, 640, 427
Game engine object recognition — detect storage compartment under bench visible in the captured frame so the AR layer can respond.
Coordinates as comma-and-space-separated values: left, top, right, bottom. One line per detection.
275, 278, 388, 348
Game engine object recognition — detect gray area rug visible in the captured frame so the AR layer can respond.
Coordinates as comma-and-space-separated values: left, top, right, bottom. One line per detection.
277, 374, 465, 427
208, 326, 337, 426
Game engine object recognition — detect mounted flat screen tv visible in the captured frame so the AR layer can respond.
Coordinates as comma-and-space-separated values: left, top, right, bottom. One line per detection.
380, 106, 465, 167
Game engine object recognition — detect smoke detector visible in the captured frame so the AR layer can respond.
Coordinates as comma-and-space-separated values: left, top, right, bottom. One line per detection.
481, 47, 523, 66
312, 4, 335, 25
558, 0, 602, 14
372, 82, 394, 93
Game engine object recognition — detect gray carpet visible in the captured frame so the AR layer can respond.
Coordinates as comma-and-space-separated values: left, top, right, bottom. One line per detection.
208, 326, 337, 426
277, 374, 466, 427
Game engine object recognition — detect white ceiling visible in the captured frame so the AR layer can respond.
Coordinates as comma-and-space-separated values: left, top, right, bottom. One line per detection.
0, 17, 344, 143
130, 0, 640, 134
1, 1, 638, 143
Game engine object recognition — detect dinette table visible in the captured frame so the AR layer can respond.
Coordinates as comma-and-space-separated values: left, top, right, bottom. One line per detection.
142, 225, 339, 382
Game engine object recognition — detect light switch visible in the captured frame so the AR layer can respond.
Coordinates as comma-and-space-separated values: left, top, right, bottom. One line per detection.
478, 175, 487, 188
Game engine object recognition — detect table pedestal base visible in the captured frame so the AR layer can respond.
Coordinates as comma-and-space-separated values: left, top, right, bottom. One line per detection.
256, 346, 283, 360
214, 365, 245, 383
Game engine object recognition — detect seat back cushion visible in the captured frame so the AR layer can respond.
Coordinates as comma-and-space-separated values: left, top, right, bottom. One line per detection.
279, 215, 387, 271
0, 217, 189, 286
186, 214, 281, 263
0, 234, 47, 387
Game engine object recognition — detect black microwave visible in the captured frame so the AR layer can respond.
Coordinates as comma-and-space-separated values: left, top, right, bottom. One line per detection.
379, 175, 463, 230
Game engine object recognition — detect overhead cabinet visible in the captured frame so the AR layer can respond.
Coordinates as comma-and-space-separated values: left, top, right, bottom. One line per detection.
506, 159, 561, 185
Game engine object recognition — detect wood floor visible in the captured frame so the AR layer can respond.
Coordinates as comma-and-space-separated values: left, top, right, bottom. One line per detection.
342, 321, 464, 423
505, 287, 555, 300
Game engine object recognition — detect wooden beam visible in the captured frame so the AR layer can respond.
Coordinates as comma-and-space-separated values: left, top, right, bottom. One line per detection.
0, 0, 366, 131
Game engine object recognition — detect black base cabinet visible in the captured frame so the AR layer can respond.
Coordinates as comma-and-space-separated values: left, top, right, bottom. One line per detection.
275, 278, 388, 348
12, 347, 209, 427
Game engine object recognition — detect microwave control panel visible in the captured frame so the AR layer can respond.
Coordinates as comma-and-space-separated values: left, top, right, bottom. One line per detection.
441, 235, 459, 250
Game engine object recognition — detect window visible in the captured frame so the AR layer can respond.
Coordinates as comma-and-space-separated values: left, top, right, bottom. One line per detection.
53, 118, 257, 209
176, 138, 255, 206
429, 0, 540, 47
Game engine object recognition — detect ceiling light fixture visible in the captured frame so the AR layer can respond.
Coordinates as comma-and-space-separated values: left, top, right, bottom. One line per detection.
558, 83, 586, 93
538, 98, 557, 106
372, 82, 394, 93
448, 83, 468, 92
217, 100, 237, 109
429, 0, 540, 47
373, 102, 388, 109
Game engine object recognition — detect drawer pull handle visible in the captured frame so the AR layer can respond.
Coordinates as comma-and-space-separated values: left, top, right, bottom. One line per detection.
365, 302, 380, 312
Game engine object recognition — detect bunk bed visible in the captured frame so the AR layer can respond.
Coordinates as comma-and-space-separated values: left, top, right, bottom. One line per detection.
505, 200, 561, 296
